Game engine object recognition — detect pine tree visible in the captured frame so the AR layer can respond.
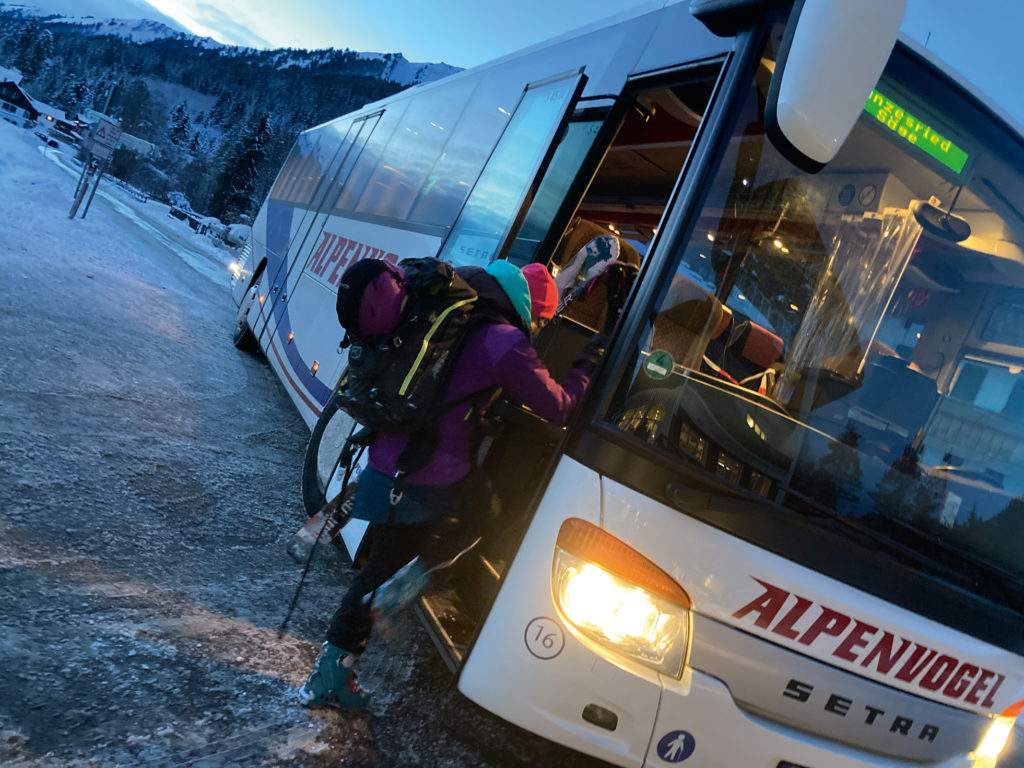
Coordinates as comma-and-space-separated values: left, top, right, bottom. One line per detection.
13, 20, 51, 80
117, 79, 154, 138
168, 101, 191, 146
209, 112, 273, 221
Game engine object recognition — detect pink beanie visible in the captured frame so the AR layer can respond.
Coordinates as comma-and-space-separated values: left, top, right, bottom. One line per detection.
336, 259, 407, 340
521, 263, 558, 320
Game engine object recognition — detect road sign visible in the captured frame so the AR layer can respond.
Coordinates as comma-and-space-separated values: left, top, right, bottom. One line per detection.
88, 118, 122, 160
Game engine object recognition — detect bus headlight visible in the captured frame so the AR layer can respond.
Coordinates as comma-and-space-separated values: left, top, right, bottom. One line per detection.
972, 715, 1016, 767
552, 518, 692, 678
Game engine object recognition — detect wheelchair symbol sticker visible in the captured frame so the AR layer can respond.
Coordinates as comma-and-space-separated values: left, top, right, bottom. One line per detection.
656, 730, 695, 762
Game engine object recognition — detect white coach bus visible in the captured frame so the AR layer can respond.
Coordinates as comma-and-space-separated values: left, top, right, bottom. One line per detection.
231, 0, 1024, 764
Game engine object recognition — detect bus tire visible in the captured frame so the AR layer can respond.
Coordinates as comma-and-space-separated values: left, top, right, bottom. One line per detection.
232, 263, 265, 355
301, 387, 357, 518
232, 308, 258, 352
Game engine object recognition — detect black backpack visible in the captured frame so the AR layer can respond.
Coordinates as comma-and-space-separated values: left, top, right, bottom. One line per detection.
334, 258, 479, 467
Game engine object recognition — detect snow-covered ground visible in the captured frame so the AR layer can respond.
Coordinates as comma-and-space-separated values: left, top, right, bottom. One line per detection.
0, 120, 238, 289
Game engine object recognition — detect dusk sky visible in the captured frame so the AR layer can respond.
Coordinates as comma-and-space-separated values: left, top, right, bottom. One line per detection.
18, 0, 1024, 125
150, 0, 1024, 125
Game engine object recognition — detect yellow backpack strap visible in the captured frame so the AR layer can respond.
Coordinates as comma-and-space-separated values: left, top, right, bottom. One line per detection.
398, 296, 477, 396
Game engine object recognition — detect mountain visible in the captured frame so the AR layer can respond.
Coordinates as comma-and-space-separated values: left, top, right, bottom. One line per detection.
2, 0, 190, 35
0, 4, 462, 224
1, 1, 459, 86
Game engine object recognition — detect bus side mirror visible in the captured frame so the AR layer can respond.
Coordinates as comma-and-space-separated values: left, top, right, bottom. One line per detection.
766, 0, 907, 172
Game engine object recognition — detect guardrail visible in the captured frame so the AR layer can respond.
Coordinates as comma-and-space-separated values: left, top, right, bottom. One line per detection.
110, 177, 148, 202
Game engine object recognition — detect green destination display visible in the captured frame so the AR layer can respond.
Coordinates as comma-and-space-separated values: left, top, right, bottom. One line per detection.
864, 89, 968, 173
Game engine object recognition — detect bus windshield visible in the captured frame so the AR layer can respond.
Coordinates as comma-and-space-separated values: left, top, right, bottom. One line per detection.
601, 33, 1024, 646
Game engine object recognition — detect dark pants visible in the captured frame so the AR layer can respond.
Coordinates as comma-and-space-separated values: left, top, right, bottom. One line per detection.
325, 471, 499, 654
326, 521, 433, 653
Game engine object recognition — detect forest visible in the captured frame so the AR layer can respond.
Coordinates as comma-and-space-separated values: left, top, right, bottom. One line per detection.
0, 9, 453, 224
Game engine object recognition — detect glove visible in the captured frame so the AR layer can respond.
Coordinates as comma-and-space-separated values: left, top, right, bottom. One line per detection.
571, 333, 608, 376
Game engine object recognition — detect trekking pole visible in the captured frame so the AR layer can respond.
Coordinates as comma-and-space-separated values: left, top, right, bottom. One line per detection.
277, 426, 360, 638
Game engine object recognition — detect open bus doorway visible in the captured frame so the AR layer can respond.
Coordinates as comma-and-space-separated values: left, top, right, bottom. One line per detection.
416, 66, 724, 669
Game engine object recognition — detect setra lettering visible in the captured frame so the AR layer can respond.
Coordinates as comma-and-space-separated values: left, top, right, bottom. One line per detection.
782, 679, 940, 741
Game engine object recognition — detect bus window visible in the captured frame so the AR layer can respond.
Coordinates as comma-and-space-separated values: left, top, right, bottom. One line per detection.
435, 71, 586, 268
505, 119, 604, 266
269, 130, 330, 207
601, 27, 1024, 636
331, 101, 409, 215
407, 67, 529, 229
312, 112, 382, 220
354, 79, 476, 222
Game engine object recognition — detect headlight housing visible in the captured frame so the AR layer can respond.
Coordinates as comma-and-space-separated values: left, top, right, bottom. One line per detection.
552, 518, 692, 678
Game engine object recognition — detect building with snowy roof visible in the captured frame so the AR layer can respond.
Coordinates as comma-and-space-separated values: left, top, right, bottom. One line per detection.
0, 72, 40, 128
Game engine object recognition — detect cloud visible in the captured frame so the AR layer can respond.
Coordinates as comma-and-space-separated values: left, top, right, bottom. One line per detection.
189, 2, 271, 48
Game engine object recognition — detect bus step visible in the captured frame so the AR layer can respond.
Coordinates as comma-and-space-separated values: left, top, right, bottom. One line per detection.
415, 590, 475, 674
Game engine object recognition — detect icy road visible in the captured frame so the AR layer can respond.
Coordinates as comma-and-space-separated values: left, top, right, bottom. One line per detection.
0, 122, 606, 767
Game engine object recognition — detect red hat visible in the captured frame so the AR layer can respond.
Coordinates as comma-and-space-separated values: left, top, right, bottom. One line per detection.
521, 263, 557, 320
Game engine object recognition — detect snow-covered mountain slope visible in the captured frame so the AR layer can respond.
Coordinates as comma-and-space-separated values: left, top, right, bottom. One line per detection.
2, 0, 189, 34
3, 0, 460, 85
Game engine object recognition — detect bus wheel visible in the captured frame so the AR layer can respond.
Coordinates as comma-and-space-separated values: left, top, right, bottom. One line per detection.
301, 389, 357, 518
232, 262, 265, 354
232, 287, 260, 353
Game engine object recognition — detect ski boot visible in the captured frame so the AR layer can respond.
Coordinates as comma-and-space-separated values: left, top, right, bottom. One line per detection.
298, 641, 371, 709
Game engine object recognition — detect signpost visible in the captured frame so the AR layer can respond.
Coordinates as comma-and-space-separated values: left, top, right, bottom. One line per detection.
68, 118, 124, 219
68, 117, 152, 218
87, 118, 122, 162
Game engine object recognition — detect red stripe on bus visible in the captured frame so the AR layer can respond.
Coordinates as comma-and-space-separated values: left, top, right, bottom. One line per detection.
266, 333, 323, 419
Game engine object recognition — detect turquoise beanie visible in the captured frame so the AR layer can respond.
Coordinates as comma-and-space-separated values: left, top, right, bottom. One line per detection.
485, 260, 532, 328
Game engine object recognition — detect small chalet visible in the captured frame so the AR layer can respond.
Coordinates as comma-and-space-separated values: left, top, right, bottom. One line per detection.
0, 67, 39, 127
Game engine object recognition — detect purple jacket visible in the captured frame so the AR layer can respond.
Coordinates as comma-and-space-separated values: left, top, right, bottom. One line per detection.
369, 322, 590, 485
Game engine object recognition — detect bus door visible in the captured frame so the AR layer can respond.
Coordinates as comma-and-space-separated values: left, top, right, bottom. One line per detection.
416, 63, 729, 668
433, 69, 588, 269
257, 113, 383, 384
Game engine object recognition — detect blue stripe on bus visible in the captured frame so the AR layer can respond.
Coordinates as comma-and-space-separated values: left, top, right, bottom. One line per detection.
265, 203, 333, 409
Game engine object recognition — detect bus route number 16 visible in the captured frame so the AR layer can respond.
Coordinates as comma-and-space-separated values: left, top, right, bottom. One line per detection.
524, 616, 565, 660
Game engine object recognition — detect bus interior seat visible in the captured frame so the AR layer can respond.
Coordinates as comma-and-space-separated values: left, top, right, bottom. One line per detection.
712, 319, 785, 388
650, 274, 732, 369
798, 343, 939, 460
554, 219, 641, 331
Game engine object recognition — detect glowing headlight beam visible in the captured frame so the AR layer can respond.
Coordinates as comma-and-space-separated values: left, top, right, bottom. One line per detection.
552, 519, 692, 678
